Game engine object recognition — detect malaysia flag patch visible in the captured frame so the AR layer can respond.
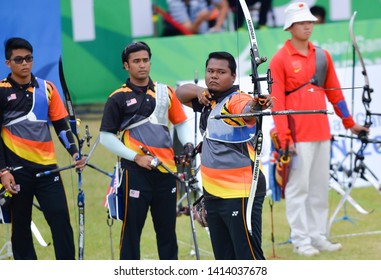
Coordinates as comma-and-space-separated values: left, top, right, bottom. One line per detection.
126, 98, 137, 107
129, 189, 140, 198
7, 93, 17, 101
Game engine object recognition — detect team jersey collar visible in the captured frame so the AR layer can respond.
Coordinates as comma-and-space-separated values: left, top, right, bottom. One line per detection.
212, 85, 240, 103
125, 77, 155, 93
286, 40, 316, 57
6, 73, 38, 89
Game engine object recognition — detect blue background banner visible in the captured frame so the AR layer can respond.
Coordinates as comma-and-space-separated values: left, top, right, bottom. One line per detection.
0, 0, 62, 96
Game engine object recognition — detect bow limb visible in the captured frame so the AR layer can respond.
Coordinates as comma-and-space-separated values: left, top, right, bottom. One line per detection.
238, 0, 268, 95
58, 57, 84, 165
58, 57, 85, 260
237, 0, 267, 236
349, 12, 377, 144
59, 57, 81, 149
349, 11, 370, 91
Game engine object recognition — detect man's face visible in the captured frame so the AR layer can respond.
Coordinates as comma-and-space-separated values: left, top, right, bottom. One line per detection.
205, 58, 236, 94
6, 48, 33, 82
288, 21, 314, 41
124, 50, 150, 85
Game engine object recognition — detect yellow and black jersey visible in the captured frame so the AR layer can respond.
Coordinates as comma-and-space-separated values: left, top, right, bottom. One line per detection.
100, 78, 187, 172
0, 74, 68, 169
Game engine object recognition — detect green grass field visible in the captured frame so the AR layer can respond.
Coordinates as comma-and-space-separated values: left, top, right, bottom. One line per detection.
1, 118, 381, 260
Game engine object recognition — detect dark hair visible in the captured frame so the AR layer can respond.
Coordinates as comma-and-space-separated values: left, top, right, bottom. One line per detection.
206, 51, 236, 75
310, 5, 326, 22
121, 41, 151, 63
4, 37, 33, 60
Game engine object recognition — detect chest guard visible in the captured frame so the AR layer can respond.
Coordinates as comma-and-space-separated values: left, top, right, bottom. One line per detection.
149, 82, 169, 126
124, 82, 169, 130
205, 92, 256, 143
4, 77, 49, 127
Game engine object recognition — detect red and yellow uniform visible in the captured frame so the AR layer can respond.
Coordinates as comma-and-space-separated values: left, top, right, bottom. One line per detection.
100, 78, 187, 172
192, 85, 267, 199
100, 77, 191, 260
0, 75, 68, 169
0, 73, 76, 260
270, 40, 355, 148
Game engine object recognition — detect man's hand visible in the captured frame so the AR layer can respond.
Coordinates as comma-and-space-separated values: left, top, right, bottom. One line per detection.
182, 143, 194, 157
350, 123, 370, 136
254, 94, 273, 110
0, 172, 18, 195
197, 89, 212, 106
134, 154, 156, 170
73, 153, 87, 172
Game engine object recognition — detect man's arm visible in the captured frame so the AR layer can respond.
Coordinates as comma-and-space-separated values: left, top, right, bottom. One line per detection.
52, 117, 86, 169
176, 83, 211, 107
0, 138, 7, 171
167, 0, 210, 34
99, 131, 155, 170
52, 117, 78, 157
209, 0, 229, 32
99, 131, 137, 161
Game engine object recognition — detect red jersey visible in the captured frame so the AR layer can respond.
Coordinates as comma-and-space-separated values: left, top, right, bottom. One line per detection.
269, 40, 355, 148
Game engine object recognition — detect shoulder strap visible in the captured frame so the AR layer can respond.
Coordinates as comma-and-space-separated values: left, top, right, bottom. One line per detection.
312, 46, 327, 87
285, 46, 327, 96
123, 82, 169, 130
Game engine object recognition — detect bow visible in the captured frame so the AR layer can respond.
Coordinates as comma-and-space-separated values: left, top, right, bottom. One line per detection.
349, 11, 381, 144
59, 56, 86, 260
348, 11, 381, 170
237, 0, 270, 236
327, 11, 381, 237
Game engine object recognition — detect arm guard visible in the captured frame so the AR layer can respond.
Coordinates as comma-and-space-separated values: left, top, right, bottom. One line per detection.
52, 118, 78, 156
174, 121, 194, 146
99, 131, 137, 161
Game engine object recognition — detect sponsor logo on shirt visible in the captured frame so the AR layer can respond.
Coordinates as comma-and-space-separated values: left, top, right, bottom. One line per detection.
292, 60, 302, 73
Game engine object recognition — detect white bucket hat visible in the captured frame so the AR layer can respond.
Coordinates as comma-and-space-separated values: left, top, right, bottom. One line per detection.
283, 2, 318, 30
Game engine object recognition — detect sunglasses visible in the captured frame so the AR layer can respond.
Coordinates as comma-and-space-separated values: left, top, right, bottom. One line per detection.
9, 55, 34, 64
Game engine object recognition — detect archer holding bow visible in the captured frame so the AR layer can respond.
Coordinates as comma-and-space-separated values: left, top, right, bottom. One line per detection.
0, 37, 86, 259
99, 41, 194, 260
269, 2, 369, 257
176, 51, 273, 260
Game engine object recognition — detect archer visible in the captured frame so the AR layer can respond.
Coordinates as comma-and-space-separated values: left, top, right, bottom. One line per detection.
0, 37, 86, 259
269, 2, 369, 257
176, 51, 273, 260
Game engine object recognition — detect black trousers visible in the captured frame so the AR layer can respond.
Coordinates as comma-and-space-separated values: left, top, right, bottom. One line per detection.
205, 195, 265, 260
119, 169, 178, 260
10, 167, 75, 260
